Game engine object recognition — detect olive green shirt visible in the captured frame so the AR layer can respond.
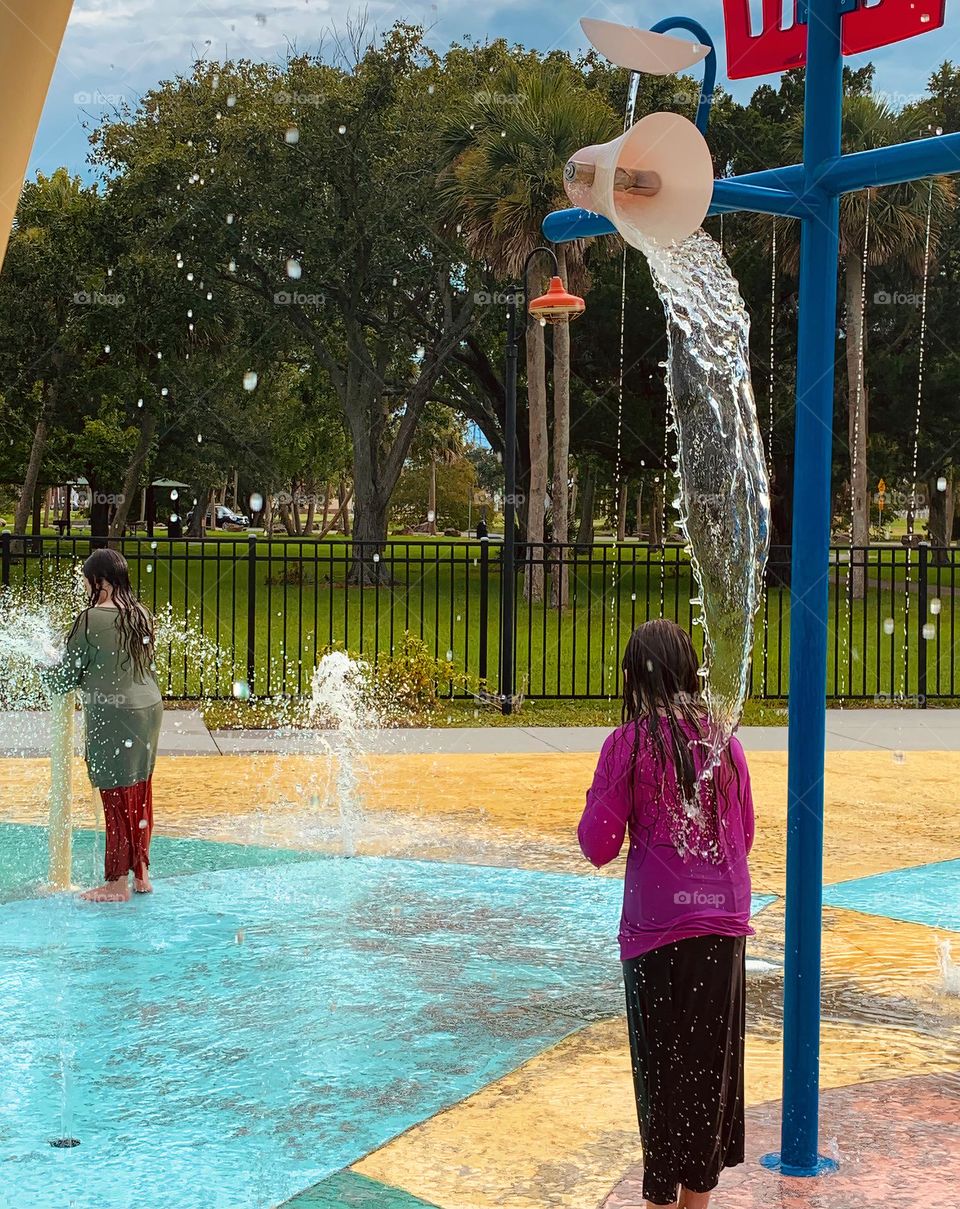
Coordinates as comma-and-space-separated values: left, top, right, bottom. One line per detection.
44, 606, 163, 789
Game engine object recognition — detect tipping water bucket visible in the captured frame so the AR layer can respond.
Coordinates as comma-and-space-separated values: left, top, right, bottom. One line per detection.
563, 112, 714, 248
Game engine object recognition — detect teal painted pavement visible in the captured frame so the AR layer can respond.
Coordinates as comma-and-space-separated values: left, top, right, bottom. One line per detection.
283, 1171, 440, 1208
0, 845, 773, 1209
0, 822, 314, 902
823, 858, 960, 932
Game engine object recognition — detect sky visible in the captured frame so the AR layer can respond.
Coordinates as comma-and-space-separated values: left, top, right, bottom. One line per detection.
30, 1, 960, 180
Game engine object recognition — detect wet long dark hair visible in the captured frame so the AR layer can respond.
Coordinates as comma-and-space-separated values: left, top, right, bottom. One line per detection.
620, 620, 744, 862
621, 619, 708, 803
72, 549, 155, 676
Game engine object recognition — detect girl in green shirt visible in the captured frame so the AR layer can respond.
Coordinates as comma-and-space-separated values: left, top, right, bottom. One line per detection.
44, 548, 163, 902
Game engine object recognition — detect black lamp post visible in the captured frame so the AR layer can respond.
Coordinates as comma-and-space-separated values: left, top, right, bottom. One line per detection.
499, 246, 585, 715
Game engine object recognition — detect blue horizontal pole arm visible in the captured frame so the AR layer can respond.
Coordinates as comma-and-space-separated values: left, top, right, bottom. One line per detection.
710, 179, 816, 219
542, 178, 811, 244
816, 131, 960, 193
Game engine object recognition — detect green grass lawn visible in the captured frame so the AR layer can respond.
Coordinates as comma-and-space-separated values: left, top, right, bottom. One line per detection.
4, 534, 957, 702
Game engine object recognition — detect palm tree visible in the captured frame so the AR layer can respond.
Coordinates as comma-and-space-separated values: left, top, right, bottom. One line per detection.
785, 96, 954, 595
439, 60, 618, 603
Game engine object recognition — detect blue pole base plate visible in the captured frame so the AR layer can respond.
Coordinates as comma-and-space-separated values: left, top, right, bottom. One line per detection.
760, 1152, 839, 1177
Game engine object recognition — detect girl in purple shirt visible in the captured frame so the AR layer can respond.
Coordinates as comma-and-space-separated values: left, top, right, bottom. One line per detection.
579, 619, 755, 1209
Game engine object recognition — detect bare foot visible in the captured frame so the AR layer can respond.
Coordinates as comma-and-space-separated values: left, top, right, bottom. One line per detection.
134, 874, 153, 894
80, 878, 131, 903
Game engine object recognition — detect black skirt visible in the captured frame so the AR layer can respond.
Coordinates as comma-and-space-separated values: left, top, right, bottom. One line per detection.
622, 934, 746, 1206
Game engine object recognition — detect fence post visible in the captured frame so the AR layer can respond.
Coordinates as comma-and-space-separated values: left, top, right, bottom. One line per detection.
917, 541, 928, 708
1, 531, 9, 587
478, 537, 489, 686
246, 534, 257, 694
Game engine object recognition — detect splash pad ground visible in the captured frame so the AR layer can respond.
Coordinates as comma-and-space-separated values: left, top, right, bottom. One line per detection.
0, 716, 958, 1209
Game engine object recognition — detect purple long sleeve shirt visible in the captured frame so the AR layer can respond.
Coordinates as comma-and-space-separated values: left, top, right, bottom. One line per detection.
578, 718, 755, 960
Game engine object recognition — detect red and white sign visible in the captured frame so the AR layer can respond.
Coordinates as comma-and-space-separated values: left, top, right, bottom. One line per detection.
722, 0, 947, 80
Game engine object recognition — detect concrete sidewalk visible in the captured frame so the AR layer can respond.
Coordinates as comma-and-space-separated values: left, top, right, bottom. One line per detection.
0, 707, 956, 757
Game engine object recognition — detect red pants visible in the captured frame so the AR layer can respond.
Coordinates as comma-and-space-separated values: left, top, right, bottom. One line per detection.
101, 779, 153, 881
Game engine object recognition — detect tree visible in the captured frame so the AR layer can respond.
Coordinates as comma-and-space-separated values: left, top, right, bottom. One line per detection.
439, 56, 618, 602
0, 170, 104, 538
93, 24, 477, 580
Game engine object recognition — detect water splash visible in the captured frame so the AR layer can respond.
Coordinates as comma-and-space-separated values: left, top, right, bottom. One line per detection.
939, 938, 960, 996
642, 230, 771, 746
308, 651, 379, 857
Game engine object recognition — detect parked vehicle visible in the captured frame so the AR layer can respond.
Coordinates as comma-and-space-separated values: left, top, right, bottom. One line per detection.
185, 504, 250, 530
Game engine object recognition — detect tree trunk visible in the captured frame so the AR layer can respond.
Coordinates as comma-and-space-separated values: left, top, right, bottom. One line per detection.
263, 488, 275, 536
575, 464, 596, 549
89, 485, 110, 544
525, 317, 548, 602
928, 469, 955, 564
109, 408, 157, 538
550, 246, 572, 609
339, 478, 351, 537
635, 484, 644, 538
304, 485, 317, 536
13, 404, 50, 538
617, 478, 629, 542
650, 476, 663, 546
321, 482, 332, 531
845, 258, 869, 598
428, 459, 438, 534
231, 469, 239, 510
187, 491, 209, 538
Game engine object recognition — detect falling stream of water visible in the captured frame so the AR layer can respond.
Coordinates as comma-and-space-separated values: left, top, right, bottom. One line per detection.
641, 230, 771, 753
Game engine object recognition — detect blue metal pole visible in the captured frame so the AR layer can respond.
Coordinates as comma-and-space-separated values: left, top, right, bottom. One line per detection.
768, 0, 844, 1179
648, 15, 716, 134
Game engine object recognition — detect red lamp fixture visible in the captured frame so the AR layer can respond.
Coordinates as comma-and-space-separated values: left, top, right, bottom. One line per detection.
527, 276, 586, 324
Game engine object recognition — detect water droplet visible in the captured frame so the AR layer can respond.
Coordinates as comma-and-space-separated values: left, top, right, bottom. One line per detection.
427, 84, 435, 95
104, 344, 110, 353
137, 398, 143, 408
138, 818, 148, 829
285, 258, 302, 280
146, 563, 153, 573
243, 370, 259, 391
226, 213, 234, 224
892, 750, 905, 764
124, 738, 134, 747
285, 126, 299, 145
161, 388, 169, 397
170, 489, 179, 501
232, 679, 251, 700
372, 553, 380, 563
392, 276, 398, 286
150, 541, 157, 550
338, 124, 347, 135
937, 476, 948, 492
931, 598, 942, 615
226, 94, 237, 108
427, 510, 435, 522
446, 649, 453, 661
249, 492, 263, 512
186, 271, 194, 281
206, 291, 213, 301
197, 434, 203, 443
883, 617, 895, 635
187, 309, 193, 318
170, 514, 179, 524
228, 259, 236, 272
923, 622, 936, 640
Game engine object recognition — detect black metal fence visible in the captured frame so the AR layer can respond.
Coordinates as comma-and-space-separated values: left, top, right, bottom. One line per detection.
1, 532, 954, 702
